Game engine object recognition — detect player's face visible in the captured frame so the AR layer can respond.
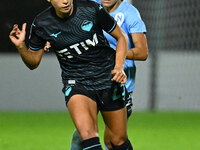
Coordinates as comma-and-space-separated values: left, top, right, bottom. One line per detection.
49, 0, 73, 18
101, 0, 121, 12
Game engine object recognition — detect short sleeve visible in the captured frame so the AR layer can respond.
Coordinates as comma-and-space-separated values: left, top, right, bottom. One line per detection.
95, 4, 117, 33
28, 18, 46, 50
126, 7, 146, 33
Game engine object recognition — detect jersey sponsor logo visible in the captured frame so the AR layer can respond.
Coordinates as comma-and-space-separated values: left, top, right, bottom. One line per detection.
81, 20, 93, 32
115, 12, 124, 27
56, 33, 98, 60
50, 31, 62, 38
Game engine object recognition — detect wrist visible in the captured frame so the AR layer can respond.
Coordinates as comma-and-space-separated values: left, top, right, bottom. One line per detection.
114, 65, 124, 70
16, 42, 26, 50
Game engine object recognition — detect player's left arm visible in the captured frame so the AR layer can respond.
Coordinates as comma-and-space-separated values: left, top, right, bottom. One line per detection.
126, 33, 148, 60
109, 25, 128, 84
95, 3, 128, 83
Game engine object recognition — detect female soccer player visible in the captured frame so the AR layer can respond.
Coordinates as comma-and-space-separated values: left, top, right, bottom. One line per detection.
9, 0, 133, 149
70, 0, 148, 149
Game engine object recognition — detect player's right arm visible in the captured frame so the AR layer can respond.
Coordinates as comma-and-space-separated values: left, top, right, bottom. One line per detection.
9, 23, 43, 70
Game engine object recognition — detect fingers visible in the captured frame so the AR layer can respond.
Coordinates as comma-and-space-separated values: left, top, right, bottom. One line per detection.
121, 77, 126, 84
9, 23, 27, 47
44, 41, 51, 52
10, 23, 26, 35
111, 71, 124, 82
9, 24, 18, 40
9, 24, 17, 35
111, 69, 127, 84
14, 24, 20, 34
9, 24, 22, 39
9, 30, 16, 37
13, 24, 18, 30
22, 23, 27, 33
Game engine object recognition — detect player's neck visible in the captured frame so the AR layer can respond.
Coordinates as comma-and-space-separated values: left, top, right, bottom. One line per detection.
105, 0, 121, 13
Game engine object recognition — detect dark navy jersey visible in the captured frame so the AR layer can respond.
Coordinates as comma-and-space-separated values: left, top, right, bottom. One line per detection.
29, 0, 117, 90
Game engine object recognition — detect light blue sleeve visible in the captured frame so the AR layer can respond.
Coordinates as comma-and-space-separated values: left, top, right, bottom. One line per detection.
90, 0, 101, 4
126, 6, 146, 33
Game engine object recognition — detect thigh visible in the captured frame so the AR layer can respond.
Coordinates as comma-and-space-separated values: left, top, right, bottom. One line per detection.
67, 94, 98, 140
101, 107, 127, 141
104, 125, 112, 149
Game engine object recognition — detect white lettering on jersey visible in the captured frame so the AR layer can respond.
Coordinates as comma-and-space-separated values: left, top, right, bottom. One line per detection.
80, 42, 89, 50
57, 33, 99, 59
58, 48, 68, 53
70, 43, 82, 54
56, 48, 73, 59
85, 33, 98, 47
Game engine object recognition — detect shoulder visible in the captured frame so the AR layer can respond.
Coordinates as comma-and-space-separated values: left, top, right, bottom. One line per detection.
117, 1, 146, 32
113, 1, 142, 26
121, 1, 141, 18
33, 6, 53, 25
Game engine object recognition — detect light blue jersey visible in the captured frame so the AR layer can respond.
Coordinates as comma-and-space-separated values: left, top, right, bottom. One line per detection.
91, 0, 101, 4
92, 0, 146, 92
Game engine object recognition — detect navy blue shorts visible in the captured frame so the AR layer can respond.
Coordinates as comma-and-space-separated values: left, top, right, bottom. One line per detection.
62, 83, 128, 111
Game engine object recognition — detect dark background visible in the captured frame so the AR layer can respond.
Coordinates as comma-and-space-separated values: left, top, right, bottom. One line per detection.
1, 0, 199, 53
0, 0, 50, 52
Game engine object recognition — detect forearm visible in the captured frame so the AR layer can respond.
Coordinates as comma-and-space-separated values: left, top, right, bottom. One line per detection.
127, 33, 148, 61
16, 42, 42, 70
115, 36, 128, 69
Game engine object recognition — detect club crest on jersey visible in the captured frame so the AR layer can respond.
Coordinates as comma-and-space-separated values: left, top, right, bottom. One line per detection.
81, 20, 93, 32
115, 13, 124, 27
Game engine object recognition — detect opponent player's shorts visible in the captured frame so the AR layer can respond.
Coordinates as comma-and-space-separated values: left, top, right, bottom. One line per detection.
126, 92, 133, 118
62, 82, 128, 111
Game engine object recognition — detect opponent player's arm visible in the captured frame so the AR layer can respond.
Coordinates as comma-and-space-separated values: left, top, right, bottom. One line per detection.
126, 33, 148, 61
109, 25, 128, 84
9, 23, 44, 70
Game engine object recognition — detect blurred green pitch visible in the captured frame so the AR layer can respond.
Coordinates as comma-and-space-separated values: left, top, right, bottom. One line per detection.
0, 112, 200, 150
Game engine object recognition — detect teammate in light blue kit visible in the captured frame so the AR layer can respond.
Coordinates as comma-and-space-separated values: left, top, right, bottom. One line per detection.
70, 0, 148, 149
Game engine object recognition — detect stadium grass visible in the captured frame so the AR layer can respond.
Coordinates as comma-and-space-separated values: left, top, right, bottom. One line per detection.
0, 111, 200, 150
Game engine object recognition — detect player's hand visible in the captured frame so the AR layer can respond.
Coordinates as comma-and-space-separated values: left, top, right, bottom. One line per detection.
9, 23, 27, 48
111, 67, 127, 84
44, 41, 51, 52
